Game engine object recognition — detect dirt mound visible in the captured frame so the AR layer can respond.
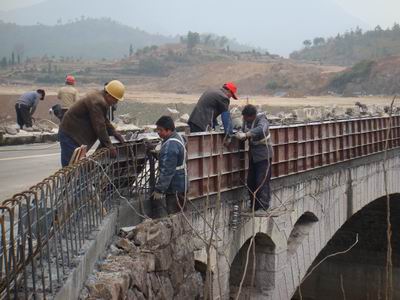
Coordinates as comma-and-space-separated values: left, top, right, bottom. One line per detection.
137, 60, 338, 96
326, 55, 400, 95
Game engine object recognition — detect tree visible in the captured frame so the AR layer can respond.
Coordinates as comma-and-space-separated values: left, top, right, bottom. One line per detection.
303, 40, 312, 48
313, 37, 325, 46
0, 57, 7, 68
186, 31, 200, 52
14, 43, 24, 64
129, 44, 134, 56
218, 36, 229, 48
203, 34, 212, 46
392, 23, 400, 31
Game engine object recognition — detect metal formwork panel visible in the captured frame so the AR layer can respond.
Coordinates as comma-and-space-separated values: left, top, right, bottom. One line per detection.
186, 116, 400, 194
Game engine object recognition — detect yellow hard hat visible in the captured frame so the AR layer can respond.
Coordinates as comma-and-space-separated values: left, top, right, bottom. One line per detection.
105, 80, 125, 101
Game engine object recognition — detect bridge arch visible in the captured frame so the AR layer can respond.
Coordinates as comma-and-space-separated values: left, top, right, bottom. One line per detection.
293, 194, 400, 300
229, 232, 276, 298
287, 212, 319, 257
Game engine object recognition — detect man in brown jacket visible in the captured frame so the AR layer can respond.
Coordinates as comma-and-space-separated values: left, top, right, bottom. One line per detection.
58, 80, 125, 167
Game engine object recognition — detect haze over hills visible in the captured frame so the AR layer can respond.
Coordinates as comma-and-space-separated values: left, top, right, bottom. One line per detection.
0, 19, 175, 59
0, 0, 366, 55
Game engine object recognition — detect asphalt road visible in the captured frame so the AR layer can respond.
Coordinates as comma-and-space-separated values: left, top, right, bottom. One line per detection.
0, 142, 61, 200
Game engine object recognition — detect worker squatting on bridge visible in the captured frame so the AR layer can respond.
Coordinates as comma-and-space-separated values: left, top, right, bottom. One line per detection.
152, 116, 188, 218
187, 82, 237, 138
235, 104, 273, 211
15, 89, 46, 131
58, 80, 125, 167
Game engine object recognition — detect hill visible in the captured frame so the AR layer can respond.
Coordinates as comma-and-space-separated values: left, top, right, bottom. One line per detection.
325, 56, 400, 95
0, 18, 175, 59
0, 0, 365, 55
290, 25, 400, 66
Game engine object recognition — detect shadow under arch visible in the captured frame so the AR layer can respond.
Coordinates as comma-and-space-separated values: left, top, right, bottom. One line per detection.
293, 193, 400, 300
229, 232, 276, 299
287, 211, 319, 257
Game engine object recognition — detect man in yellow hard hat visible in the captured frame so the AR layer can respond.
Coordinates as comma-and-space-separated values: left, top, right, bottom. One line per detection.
58, 80, 125, 167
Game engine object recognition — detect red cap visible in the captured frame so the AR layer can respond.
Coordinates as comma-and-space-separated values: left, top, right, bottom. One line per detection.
223, 82, 238, 99
66, 75, 76, 85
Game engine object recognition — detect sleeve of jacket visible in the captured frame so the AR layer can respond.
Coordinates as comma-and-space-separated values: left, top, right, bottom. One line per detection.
88, 102, 112, 148
155, 141, 178, 193
105, 117, 116, 136
248, 116, 270, 141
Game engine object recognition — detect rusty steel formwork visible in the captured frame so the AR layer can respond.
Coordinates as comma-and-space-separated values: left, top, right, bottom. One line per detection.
186, 116, 400, 198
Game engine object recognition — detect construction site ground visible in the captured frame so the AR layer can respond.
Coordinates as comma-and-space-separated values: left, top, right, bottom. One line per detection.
0, 88, 396, 125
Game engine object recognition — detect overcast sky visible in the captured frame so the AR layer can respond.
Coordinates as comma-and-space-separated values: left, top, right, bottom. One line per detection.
1, 0, 399, 56
1, 0, 399, 29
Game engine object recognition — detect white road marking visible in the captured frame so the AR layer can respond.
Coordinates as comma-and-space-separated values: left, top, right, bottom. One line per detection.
0, 153, 59, 162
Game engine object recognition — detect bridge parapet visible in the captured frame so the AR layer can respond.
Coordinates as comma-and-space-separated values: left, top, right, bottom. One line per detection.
1, 115, 400, 299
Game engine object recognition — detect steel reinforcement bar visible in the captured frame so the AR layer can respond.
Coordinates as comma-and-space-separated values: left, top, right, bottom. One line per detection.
0, 141, 151, 299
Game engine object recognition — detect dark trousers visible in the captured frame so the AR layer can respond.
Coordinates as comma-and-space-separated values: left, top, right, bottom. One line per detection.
188, 122, 203, 133
15, 104, 32, 129
52, 104, 67, 121
247, 157, 272, 210
152, 193, 186, 218
59, 129, 79, 167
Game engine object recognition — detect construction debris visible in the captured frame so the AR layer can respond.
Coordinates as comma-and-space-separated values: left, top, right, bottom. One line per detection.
81, 215, 204, 300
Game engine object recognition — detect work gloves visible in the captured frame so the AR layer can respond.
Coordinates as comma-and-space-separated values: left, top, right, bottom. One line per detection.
235, 132, 251, 141
152, 191, 164, 200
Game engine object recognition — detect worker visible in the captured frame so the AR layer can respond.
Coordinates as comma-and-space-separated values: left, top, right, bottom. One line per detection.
187, 82, 238, 135
235, 104, 273, 211
56, 75, 79, 120
152, 116, 187, 217
58, 80, 125, 167
15, 89, 46, 130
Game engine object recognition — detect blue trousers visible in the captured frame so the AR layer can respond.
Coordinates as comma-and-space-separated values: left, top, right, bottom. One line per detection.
59, 130, 79, 167
247, 157, 272, 210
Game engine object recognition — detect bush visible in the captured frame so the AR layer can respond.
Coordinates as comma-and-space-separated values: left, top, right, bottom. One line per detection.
329, 60, 375, 93
137, 58, 171, 76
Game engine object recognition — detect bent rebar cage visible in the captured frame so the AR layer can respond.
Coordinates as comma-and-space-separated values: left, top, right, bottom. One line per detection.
0, 142, 152, 299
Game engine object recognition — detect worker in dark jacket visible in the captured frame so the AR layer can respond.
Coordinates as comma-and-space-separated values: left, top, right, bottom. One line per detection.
152, 116, 187, 217
188, 82, 238, 135
58, 80, 125, 167
15, 89, 45, 130
235, 104, 273, 211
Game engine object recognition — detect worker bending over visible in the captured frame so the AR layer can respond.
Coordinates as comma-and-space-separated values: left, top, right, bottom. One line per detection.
152, 116, 187, 218
58, 80, 125, 167
55, 75, 79, 120
15, 89, 45, 130
188, 82, 238, 135
235, 104, 273, 211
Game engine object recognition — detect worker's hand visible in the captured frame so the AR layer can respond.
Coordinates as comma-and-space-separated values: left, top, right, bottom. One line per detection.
109, 146, 118, 158
152, 191, 164, 201
235, 132, 247, 141
114, 132, 125, 144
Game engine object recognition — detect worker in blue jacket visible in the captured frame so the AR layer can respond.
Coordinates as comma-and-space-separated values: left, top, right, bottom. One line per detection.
235, 104, 273, 211
152, 116, 188, 217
